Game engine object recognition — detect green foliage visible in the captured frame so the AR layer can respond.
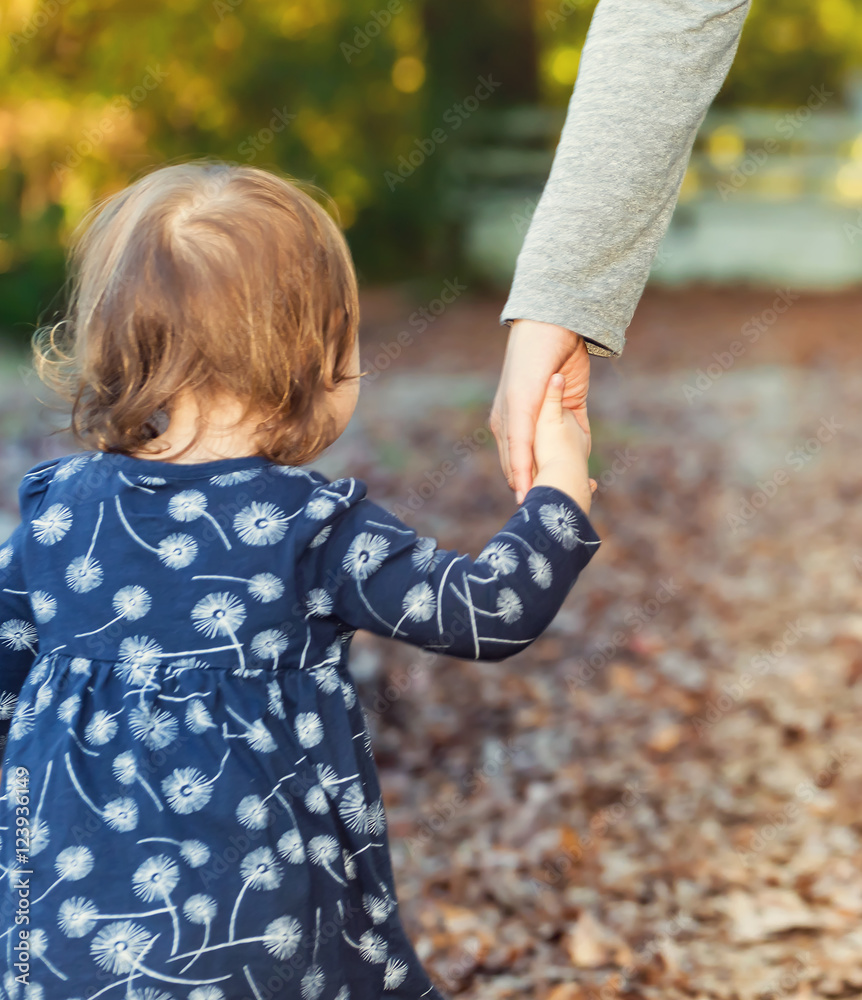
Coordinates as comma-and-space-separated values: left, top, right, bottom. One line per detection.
2, 0, 862, 340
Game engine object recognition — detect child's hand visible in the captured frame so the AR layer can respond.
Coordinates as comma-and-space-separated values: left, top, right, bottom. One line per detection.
530, 373, 597, 514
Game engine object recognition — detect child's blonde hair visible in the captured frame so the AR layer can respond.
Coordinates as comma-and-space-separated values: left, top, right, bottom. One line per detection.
33, 159, 360, 465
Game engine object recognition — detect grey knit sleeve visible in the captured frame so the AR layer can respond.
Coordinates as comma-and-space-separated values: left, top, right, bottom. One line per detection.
501, 0, 752, 357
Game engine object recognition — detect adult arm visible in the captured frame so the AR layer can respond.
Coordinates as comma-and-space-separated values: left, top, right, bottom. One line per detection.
492, 0, 752, 499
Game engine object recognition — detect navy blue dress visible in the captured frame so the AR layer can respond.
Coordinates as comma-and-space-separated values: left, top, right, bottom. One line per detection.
0, 449, 600, 1000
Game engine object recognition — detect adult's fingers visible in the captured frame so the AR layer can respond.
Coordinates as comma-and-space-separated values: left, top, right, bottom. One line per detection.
489, 390, 514, 492
507, 402, 539, 504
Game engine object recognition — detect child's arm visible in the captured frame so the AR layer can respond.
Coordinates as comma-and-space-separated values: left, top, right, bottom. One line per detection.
296, 377, 599, 661
0, 522, 40, 753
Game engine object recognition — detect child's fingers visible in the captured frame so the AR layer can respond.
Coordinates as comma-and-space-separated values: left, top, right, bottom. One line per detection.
539, 372, 566, 423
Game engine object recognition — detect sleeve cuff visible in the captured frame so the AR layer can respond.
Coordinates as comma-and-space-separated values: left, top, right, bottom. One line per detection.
499, 306, 625, 359
522, 483, 602, 549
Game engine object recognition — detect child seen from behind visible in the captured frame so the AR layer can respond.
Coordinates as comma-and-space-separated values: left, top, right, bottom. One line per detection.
0, 161, 600, 999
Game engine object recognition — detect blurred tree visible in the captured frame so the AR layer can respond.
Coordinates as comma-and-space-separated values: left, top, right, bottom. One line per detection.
3, 0, 862, 340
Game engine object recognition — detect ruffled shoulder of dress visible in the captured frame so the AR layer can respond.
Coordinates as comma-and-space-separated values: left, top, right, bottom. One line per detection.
17, 456, 62, 513
294, 475, 370, 549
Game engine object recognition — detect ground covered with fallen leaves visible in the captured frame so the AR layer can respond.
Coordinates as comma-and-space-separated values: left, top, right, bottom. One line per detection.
3, 284, 862, 999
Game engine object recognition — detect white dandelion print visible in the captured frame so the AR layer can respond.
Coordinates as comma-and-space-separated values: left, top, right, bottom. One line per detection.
528, 552, 552, 589
363, 893, 393, 924
276, 829, 306, 864
162, 767, 214, 815
157, 533, 199, 569
234, 502, 290, 546
103, 796, 140, 832
58, 896, 100, 938
0, 690, 18, 720
309, 525, 332, 548
132, 854, 181, 903
185, 699, 216, 733
54, 453, 90, 480
248, 573, 284, 602
477, 540, 518, 575
84, 709, 121, 745
295, 711, 323, 748
180, 840, 211, 867
338, 783, 369, 834
410, 536, 438, 571
394, 582, 436, 634
383, 958, 409, 989
118, 635, 163, 669
65, 554, 104, 593
90, 921, 154, 975
496, 588, 523, 624
191, 593, 247, 639
30, 591, 57, 623
32, 504, 73, 544
261, 915, 303, 960
168, 490, 232, 549
228, 847, 283, 940
267, 681, 286, 719
0, 619, 38, 653
250, 629, 288, 664
180, 894, 218, 973
307, 835, 347, 887
539, 501, 580, 550
9, 700, 35, 740
0, 435, 601, 996
75, 585, 151, 637
236, 795, 270, 830
210, 469, 259, 486
305, 589, 333, 617
129, 705, 179, 750
304, 785, 330, 815
112, 750, 162, 809
30, 845, 94, 905
343, 533, 389, 580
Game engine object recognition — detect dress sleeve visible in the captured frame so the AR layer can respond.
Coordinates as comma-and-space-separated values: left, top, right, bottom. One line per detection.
0, 522, 39, 754
501, 0, 752, 357
296, 479, 600, 662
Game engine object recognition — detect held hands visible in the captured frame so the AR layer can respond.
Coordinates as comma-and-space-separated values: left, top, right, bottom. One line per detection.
531, 373, 596, 515
490, 319, 591, 504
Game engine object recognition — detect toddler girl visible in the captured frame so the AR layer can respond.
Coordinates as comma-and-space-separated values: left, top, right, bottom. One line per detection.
0, 161, 599, 1000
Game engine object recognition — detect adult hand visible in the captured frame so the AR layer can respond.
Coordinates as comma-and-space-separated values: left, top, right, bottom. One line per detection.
490, 318, 591, 504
